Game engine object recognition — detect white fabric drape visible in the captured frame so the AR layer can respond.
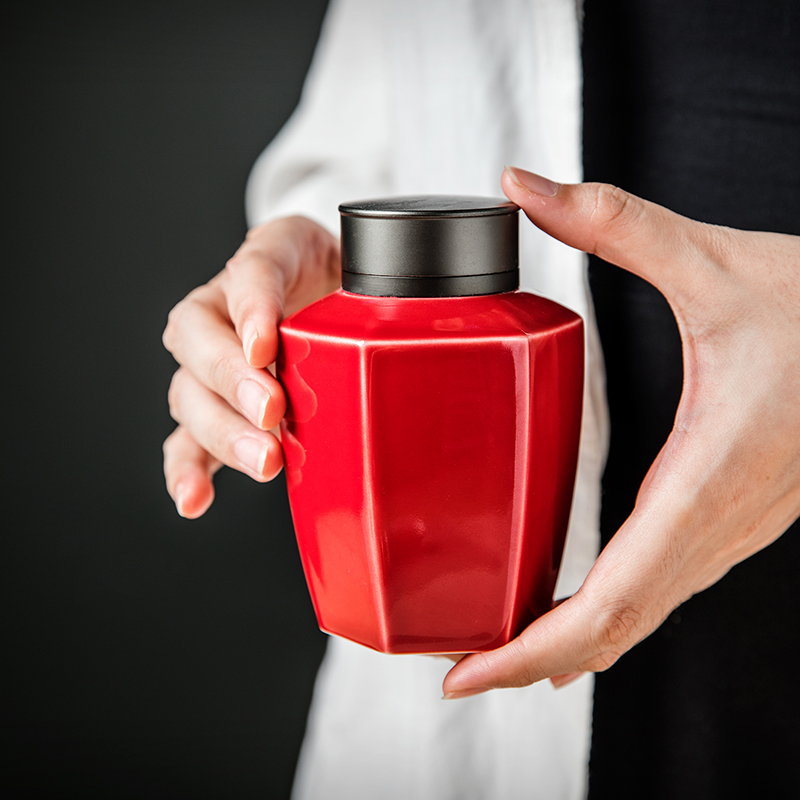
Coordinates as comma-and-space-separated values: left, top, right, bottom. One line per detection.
246, 1, 609, 796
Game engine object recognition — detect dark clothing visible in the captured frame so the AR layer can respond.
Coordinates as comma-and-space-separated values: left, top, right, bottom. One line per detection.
582, 1, 800, 796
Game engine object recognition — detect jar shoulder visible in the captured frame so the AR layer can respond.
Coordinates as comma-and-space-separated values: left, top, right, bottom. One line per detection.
280, 289, 582, 343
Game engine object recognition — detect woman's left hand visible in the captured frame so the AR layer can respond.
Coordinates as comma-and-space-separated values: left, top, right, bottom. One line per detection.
443, 167, 800, 698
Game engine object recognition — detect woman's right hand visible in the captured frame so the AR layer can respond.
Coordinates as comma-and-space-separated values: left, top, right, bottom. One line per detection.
162, 215, 341, 518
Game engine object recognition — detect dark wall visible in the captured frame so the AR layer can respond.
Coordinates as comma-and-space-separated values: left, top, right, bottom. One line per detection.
2, 2, 330, 797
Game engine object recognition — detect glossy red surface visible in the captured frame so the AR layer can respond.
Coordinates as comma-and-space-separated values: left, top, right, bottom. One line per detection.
277, 289, 583, 654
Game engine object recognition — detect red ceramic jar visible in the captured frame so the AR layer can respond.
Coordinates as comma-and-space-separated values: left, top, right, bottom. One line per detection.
278, 196, 583, 654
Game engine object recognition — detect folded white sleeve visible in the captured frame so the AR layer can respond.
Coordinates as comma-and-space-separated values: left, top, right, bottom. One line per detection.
245, 0, 392, 235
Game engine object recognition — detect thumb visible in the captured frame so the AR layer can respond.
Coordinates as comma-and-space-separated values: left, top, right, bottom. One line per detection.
501, 166, 712, 298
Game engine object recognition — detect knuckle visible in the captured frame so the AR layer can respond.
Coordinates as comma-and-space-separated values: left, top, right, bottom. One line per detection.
589, 184, 644, 252
162, 426, 181, 457
591, 600, 645, 663
229, 217, 305, 276
224, 252, 246, 274
581, 648, 625, 674
206, 421, 233, 465
694, 221, 738, 270
166, 371, 184, 421
208, 347, 237, 393
162, 291, 204, 353
243, 218, 277, 243
493, 637, 544, 688
162, 301, 184, 352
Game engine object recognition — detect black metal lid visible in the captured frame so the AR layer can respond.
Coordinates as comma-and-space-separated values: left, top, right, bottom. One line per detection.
339, 195, 519, 297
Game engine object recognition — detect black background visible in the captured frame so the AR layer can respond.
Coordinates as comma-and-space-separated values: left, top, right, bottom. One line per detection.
2, 1, 330, 797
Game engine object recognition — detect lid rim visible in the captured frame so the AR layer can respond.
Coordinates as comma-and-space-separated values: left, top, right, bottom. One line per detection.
339, 195, 519, 219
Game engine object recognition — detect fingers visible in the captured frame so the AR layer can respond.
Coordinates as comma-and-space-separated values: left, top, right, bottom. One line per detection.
501, 166, 717, 300
162, 425, 219, 519
223, 216, 341, 368
168, 367, 284, 484
162, 215, 339, 518
549, 672, 585, 689
443, 586, 650, 697
442, 513, 684, 697
163, 288, 286, 432
222, 239, 286, 369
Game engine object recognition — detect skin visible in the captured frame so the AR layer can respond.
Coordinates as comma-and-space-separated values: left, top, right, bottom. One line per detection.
163, 167, 800, 698
162, 215, 340, 518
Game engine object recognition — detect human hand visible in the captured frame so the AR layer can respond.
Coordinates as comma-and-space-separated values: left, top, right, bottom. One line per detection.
162, 216, 340, 518
443, 166, 800, 698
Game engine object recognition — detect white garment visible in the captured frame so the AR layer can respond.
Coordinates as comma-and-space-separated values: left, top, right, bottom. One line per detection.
246, 1, 609, 797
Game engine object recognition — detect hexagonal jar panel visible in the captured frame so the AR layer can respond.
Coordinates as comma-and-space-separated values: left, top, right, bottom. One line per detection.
278, 289, 583, 654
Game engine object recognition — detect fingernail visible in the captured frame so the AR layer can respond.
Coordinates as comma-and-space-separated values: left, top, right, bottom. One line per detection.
174, 482, 190, 518
550, 671, 585, 689
242, 320, 259, 365
442, 687, 492, 700
237, 379, 271, 429
505, 166, 560, 197
234, 437, 269, 477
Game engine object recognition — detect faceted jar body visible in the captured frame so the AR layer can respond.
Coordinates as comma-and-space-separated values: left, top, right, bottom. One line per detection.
277, 289, 583, 654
